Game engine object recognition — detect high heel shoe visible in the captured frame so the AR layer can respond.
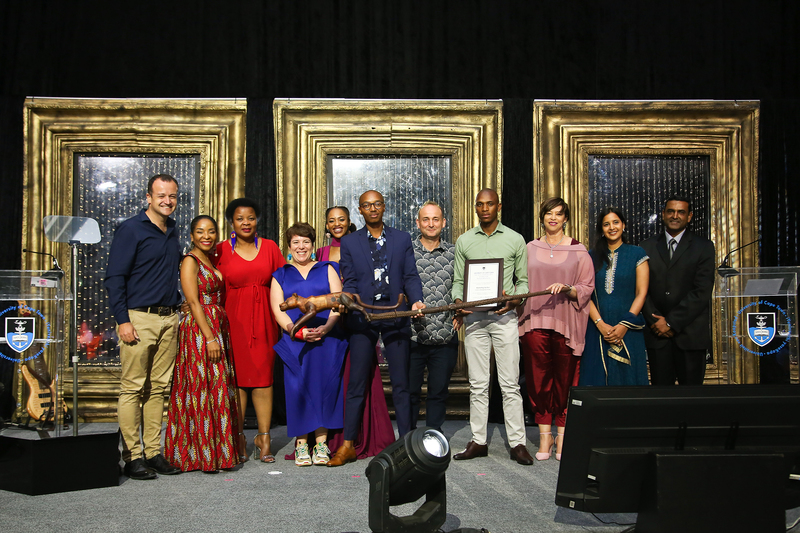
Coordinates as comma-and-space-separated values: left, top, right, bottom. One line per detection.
237, 432, 248, 463
535, 433, 554, 461
253, 432, 276, 463
555, 432, 564, 461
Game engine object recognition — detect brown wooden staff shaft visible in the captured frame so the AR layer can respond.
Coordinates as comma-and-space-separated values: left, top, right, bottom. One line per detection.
363, 289, 554, 322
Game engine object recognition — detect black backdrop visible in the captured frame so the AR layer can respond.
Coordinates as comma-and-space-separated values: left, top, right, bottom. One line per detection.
1, 0, 798, 269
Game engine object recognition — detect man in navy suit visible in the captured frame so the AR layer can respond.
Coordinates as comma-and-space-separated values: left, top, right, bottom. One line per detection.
640, 195, 716, 385
327, 190, 425, 466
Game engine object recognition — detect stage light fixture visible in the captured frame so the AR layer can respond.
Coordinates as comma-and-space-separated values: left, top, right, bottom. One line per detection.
365, 427, 451, 533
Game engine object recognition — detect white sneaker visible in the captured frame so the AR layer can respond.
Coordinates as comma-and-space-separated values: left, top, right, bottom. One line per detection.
312, 443, 330, 465
295, 443, 312, 466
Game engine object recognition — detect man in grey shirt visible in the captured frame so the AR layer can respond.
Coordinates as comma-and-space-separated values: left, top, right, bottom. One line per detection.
409, 201, 459, 432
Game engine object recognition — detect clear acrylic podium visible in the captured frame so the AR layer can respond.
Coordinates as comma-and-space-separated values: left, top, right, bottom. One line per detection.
0, 269, 120, 495
0, 270, 71, 435
715, 267, 799, 384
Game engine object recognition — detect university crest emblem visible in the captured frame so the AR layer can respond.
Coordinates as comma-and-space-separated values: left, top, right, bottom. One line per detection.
6, 316, 35, 353
747, 312, 776, 347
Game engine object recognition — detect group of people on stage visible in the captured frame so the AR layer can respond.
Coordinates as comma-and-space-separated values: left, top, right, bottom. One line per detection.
105, 173, 715, 479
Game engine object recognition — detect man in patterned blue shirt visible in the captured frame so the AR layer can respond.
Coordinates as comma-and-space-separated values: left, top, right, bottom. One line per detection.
329, 190, 426, 467
409, 201, 459, 432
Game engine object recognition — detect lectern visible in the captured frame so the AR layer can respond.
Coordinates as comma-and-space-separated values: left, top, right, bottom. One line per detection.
716, 266, 799, 384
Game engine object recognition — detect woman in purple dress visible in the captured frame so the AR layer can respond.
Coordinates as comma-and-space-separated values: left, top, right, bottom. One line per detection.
270, 223, 347, 466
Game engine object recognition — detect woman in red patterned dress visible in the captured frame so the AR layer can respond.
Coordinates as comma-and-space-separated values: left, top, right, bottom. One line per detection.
215, 198, 285, 462
166, 215, 241, 472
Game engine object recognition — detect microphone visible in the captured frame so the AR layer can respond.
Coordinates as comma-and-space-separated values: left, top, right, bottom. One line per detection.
23, 248, 64, 279
717, 239, 759, 277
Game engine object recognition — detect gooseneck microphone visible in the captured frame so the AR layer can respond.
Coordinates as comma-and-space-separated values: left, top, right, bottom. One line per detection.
23, 248, 64, 279
717, 239, 759, 277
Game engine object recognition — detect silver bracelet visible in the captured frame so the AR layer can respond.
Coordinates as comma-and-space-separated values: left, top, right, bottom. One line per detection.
206, 338, 218, 345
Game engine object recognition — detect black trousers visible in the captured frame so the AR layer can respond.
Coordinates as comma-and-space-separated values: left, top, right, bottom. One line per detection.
648, 342, 707, 385
344, 325, 411, 440
409, 338, 458, 431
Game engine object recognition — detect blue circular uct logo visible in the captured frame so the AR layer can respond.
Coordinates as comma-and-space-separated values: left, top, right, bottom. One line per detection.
1, 305, 52, 362
732, 300, 791, 356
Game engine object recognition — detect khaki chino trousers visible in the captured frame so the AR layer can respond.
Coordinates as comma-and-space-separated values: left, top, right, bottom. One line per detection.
117, 309, 179, 462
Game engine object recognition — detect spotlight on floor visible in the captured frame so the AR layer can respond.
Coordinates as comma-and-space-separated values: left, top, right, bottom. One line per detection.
365, 427, 451, 533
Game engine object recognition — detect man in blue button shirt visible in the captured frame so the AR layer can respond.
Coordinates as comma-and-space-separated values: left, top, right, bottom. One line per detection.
106, 174, 183, 479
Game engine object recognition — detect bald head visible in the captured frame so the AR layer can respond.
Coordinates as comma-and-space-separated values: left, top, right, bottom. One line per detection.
359, 190, 384, 205
475, 188, 501, 231
476, 188, 499, 204
358, 189, 386, 231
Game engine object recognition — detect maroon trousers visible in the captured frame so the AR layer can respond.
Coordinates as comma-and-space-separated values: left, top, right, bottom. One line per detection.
521, 329, 580, 427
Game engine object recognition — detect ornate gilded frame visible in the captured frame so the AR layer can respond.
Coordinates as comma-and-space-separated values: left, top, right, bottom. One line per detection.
533, 100, 760, 383
273, 99, 503, 252
21, 98, 247, 420
274, 99, 503, 414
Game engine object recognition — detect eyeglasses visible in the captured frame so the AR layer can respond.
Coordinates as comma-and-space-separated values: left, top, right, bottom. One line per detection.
360, 201, 385, 210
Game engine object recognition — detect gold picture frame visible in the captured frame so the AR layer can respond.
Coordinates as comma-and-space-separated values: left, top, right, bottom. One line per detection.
273, 98, 504, 415
533, 100, 760, 383
273, 98, 503, 252
21, 97, 247, 421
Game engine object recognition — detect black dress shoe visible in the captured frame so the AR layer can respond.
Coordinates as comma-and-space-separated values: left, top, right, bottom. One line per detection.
124, 458, 157, 480
510, 444, 534, 465
145, 453, 182, 475
453, 441, 489, 460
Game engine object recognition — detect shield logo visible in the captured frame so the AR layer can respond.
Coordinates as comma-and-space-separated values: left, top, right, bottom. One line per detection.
6, 317, 36, 353
747, 313, 776, 347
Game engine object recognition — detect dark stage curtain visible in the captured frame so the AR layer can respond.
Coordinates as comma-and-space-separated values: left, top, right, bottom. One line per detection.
0, 97, 24, 270
1, 1, 799, 263
759, 100, 800, 267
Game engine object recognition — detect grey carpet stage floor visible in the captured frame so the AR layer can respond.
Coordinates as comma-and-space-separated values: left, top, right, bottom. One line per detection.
1, 420, 798, 533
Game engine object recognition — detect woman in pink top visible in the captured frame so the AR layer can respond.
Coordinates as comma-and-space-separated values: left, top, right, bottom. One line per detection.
518, 198, 594, 461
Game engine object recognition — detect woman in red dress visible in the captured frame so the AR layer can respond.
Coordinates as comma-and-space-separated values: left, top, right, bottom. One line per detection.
166, 215, 241, 472
215, 198, 285, 462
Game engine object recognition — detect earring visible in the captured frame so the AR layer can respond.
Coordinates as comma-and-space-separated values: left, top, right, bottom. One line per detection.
287, 253, 293, 261
311, 251, 317, 261
563, 221, 568, 231
230, 231, 236, 248
255, 231, 259, 249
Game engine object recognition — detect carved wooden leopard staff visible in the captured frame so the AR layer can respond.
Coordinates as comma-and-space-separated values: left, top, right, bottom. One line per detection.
280, 289, 557, 339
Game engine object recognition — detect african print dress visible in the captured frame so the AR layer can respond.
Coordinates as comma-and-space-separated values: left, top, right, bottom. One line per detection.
165, 254, 241, 471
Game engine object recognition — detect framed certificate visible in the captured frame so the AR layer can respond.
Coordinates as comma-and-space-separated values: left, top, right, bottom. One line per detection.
463, 258, 504, 311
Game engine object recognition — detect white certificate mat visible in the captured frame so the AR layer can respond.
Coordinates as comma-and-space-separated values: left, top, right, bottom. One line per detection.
464, 258, 503, 310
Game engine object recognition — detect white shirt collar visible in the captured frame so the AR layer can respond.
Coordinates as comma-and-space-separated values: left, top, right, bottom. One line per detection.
665, 228, 687, 245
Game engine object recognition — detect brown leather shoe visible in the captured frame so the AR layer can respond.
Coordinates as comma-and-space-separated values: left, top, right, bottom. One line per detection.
326, 445, 357, 467
510, 444, 534, 465
453, 441, 488, 460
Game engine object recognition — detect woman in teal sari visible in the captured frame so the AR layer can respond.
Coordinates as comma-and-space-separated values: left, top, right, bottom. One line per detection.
579, 208, 650, 386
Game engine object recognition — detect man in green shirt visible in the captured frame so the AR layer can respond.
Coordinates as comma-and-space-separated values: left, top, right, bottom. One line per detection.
451, 189, 533, 465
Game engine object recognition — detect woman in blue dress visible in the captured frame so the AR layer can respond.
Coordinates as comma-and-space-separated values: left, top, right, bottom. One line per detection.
579, 208, 650, 386
270, 222, 347, 466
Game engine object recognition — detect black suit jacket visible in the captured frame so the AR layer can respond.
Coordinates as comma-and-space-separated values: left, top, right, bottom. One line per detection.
340, 225, 424, 333
640, 230, 716, 351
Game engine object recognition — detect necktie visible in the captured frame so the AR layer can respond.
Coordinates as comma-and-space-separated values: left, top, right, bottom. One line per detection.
669, 238, 677, 260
